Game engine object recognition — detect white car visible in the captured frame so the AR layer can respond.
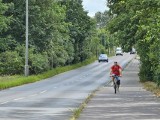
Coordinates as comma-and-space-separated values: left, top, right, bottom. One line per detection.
130, 48, 136, 54
98, 54, 108, 62
116, 47, 123, 56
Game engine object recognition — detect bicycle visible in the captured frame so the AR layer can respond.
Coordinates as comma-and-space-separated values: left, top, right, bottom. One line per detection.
110, 74, 120, 94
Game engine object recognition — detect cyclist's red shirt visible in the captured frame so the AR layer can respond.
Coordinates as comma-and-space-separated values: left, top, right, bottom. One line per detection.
111, 65, 121, 76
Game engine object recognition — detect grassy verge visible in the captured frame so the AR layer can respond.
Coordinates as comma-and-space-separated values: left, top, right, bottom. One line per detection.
143, 81, 160, 97
0, 57, 97, 90
70, 89, 98, 120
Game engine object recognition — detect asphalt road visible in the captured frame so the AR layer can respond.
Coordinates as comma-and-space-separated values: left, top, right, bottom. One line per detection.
78, 58, 160, 120
0, 53, 135, 120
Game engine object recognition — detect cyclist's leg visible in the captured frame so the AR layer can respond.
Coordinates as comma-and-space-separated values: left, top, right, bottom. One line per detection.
111, 77, 115, 86
116, 76, 120, 85
111, 75, 115, 86
113, 77, 117, 93
111, 75, 117, 93
116, 76, 120, 91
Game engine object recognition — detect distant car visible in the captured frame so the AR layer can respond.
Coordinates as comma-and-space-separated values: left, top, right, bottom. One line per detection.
116, 47, 123, 56
130, 48, 136, 54
98, 54, 108, 62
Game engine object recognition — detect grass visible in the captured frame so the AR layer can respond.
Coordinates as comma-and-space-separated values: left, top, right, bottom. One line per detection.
0, 75, 21, 82
143, 81, 160, 97
70, 89, 98, 120
0, 57, 97, 90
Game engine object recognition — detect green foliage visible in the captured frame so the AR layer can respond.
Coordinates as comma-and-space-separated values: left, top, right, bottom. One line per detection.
0, 0, 103, 75
107, 0, 160, 85
0, 0, 10, 32
29, 52, 49, 74
155, 65, 160, 87
0, 51, 23, 75
0, 36, 17, 52
61, 0, 96, 62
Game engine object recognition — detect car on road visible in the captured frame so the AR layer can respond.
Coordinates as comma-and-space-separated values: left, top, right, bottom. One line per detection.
98, 54, 108, 62
116, 47, 123, 56
130, 48, 136, 54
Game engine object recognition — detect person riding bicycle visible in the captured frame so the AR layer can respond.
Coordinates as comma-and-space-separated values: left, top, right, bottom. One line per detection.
110, 62, 122, 86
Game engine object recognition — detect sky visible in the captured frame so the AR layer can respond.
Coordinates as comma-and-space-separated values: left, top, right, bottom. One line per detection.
82, 0, 108, 17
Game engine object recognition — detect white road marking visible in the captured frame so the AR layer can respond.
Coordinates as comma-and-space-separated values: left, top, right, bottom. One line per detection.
30, 94, 38, 97
14, 97, 24, 101
1, 101, 9, 104
40, 90, 47, 94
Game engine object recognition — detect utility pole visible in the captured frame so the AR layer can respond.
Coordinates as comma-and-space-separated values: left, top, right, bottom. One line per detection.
25, 0, 29, 76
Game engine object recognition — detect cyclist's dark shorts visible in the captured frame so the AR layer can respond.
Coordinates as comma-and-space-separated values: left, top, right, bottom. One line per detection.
117, 80, 120, 85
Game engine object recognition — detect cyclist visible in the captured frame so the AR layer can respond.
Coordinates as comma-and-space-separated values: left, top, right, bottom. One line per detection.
110, 62, 122, 88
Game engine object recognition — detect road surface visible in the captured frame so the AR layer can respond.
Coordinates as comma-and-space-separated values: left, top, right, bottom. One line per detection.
0, 53, 135, 120
78, 58, 160, 120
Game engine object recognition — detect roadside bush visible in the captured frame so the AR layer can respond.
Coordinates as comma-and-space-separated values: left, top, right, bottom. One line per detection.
139, 58, 154, 82
29, 52, 50, 74
0, 45, 52, 75
0, 51, 23, 75
154, 65, 160, 87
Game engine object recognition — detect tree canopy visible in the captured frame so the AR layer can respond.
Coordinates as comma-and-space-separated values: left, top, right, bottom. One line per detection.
107, 0, 160, 85
0, 0, 106, 75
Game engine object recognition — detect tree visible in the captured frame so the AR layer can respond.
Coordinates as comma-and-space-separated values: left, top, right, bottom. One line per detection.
1, 0, 72, 74
0, 0, 105, 75
94, 10, 111, 28
60, 0, 96, 62
0, 0, 11, 52
106, 0, 160, 84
